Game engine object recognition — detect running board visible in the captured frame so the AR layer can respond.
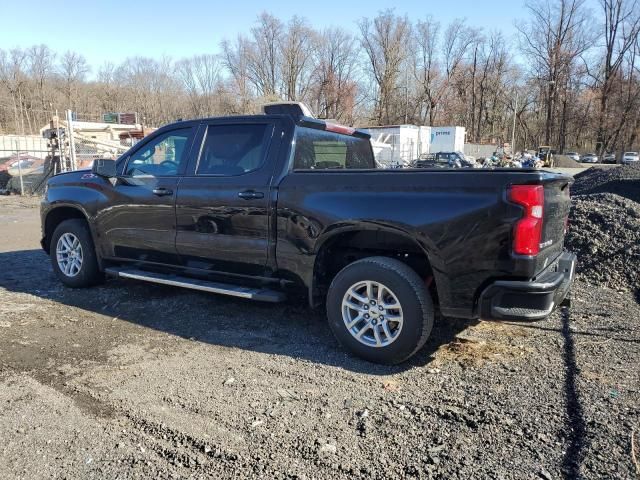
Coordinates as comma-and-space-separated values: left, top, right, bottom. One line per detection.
104, 267, 286, 303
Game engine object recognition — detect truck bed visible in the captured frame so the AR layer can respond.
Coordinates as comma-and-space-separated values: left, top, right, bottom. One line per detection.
276, 168, 572, 318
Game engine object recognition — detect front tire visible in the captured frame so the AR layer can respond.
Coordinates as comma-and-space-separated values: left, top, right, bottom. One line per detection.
326, 256, 434, 364
50, 219, 103, 288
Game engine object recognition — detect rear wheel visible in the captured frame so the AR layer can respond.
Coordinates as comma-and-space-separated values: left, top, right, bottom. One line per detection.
50, 219, 103, 288
326, 256, 434, 364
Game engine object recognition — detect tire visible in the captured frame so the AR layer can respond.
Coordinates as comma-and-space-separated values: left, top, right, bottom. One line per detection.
326, 256, 434, 364
50, 219, 103, 288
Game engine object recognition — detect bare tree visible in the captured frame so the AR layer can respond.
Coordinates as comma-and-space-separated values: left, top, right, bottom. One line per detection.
247, 12, 284, 97
594, 0, 640, 153
518, 0, 592, 146
442, 19, 476, 79
413, 16, 441, 124
280, 16, 315, 101
221, 36, 252, 112
311, 27, 359, 121
27, 45, 55, 127
0, 49, 28, 133
58, 51, 89, 109
2, 9, 640, 156
359, 10, 411, 124
175, 54, 222, 117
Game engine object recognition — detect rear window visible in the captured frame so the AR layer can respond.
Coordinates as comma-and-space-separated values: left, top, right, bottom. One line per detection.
293, 127, 374, 170
197, 124, 272, 175
625, 152, 638, 155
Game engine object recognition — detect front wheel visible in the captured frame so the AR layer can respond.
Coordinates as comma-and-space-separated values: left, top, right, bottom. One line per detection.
326, 256, 434, 364
50, 219, 103, 288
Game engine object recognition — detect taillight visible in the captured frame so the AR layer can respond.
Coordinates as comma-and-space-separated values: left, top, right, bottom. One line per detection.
509, 185, 544, 255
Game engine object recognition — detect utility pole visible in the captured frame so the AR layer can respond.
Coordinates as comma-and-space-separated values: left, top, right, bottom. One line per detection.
405, 65, 409, 124
511, 92, 518, 154
15, 140, 24, 196
66, 109, 77, 171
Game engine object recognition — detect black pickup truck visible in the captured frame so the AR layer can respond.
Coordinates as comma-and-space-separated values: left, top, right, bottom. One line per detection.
41, 104, 576, 364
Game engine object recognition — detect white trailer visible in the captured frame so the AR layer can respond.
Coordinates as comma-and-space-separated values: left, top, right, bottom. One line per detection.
428, 126, 465, 154
360, 125, 428, 168
360, 124, 466, 167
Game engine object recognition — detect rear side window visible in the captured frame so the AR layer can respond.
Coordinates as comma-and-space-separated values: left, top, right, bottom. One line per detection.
197, 124, 272, 176
293, 127, 374, 170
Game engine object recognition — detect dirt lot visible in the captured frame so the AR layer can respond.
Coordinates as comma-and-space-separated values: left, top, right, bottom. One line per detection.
0, 195, 638, 479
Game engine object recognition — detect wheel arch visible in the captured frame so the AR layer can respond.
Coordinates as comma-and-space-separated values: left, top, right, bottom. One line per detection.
310, 225, 440, 309
43, 204, 96, 257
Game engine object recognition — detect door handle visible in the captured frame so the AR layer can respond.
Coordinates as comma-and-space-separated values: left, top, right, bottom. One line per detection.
152, 187, 173, 196
238, 190, 264, 200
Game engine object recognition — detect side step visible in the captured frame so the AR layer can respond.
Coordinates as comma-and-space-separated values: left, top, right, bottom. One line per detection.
105, 267, 286, 303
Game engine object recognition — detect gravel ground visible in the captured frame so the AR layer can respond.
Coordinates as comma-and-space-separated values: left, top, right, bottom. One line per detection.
0, 195, 639, 479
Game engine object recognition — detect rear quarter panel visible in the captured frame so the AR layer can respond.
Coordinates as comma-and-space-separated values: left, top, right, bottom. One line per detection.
275, 169, 571, 317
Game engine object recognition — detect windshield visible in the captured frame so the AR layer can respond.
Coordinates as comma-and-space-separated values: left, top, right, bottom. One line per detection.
625, 152, 638, 155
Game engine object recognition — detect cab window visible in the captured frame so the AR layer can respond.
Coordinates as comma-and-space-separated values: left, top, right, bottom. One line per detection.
293, 127, 374, 170
125, 128, 194, 177
196, 124, 272, 176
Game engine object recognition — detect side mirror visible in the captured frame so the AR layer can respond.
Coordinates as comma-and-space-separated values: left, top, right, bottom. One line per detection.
92, 159, 117, 178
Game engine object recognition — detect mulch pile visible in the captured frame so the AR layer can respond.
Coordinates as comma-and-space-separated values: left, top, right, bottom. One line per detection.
565, 164, 640, 294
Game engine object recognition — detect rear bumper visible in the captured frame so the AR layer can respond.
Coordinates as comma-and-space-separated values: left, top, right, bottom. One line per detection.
478, 251, 576, 321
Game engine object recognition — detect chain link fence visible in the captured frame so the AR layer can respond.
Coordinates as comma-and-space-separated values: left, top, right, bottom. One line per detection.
0, 135, 51, 195
73, 134, 136, 170
1, 110, 143, 195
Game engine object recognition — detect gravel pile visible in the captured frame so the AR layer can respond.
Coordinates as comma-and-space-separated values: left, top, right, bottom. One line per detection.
552, 155, 582, 168
566, 164, 640, 294
571, 163, 640, 202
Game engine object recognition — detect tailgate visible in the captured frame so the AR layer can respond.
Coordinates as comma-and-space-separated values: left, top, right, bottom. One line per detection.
536, 174, 572, 272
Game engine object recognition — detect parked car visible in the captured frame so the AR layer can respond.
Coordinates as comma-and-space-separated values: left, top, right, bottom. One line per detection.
622, 152, 639, 164
565, 152, 580, 162
602, 153, 617, 164
6, 164, 47, 194
40, 103, 576, 364
581, 153, 599, 163
0, 154, 42, 172
7, 159, 44, 177
411, 152, 477, 169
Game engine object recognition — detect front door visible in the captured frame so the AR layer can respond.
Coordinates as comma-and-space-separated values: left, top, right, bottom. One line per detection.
175, 119, 282, 276
95, 126, 197, 265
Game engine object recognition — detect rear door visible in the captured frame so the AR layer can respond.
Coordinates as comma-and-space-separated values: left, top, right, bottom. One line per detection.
175, 118, 283, 276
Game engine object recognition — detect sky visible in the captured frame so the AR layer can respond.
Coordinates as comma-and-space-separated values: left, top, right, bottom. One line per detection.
0, 0, 527, 71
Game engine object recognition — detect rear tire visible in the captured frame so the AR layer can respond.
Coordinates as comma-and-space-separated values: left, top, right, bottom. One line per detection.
50, 219, 103, 288
326, 256, 434, 364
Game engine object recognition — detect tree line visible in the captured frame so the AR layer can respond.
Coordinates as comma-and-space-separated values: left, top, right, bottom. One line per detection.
1, 0, 640, 155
